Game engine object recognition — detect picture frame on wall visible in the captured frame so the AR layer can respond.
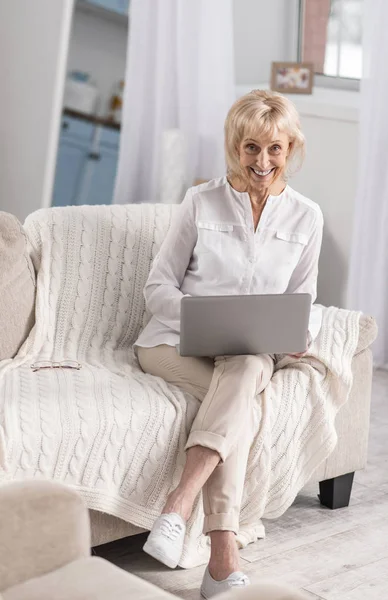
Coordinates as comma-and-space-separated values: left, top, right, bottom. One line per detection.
271, 62, 314, 95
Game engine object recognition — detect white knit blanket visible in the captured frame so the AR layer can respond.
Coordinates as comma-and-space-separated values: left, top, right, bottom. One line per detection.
0, 204, 360, 568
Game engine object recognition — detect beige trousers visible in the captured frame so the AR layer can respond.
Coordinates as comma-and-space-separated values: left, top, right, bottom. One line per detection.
137, 345, 274, 535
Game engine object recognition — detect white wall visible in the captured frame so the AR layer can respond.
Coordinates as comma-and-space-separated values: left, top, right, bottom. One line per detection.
281, 91, 360, 309
233, 0, 298, 84
0, 0, 73, 222
67, 7, 128, 116
292, 115, 358, 309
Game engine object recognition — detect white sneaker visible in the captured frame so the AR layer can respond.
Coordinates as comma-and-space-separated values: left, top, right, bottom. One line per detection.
143, 513, 186, 569
200, 567, 250, 598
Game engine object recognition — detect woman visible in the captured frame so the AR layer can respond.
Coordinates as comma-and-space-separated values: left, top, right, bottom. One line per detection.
135, 90, 323, 598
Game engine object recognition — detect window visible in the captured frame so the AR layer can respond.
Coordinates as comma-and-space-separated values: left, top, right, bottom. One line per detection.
300, 0, 363, 80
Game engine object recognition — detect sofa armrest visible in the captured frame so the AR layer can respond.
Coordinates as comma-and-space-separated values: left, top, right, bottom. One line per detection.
309, 346, 373, 483
0, 480, 90, 592
355, 314, 378, 355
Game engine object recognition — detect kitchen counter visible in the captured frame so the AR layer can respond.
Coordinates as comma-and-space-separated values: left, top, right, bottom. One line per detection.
63, 108, 121, 130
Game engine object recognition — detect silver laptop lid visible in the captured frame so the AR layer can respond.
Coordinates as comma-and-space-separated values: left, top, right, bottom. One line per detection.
180, 293, 311, 357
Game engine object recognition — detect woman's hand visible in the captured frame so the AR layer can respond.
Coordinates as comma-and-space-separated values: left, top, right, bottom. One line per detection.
287, 349, 307, 358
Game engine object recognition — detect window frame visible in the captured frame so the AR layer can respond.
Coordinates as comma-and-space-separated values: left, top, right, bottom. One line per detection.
294, 0, 361, 91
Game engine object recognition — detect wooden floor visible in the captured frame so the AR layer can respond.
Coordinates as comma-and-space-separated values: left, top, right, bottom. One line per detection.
95, 369, 388, 599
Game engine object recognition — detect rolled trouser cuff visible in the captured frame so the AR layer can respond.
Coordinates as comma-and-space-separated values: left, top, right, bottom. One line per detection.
184, 431, 228, 463
203, 511, 239, 535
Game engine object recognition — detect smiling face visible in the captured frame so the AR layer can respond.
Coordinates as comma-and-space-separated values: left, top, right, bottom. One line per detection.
238, 130, 291, 193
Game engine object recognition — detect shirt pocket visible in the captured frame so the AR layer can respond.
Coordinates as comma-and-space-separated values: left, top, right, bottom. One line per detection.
273, 230, 309, 269
275, 231, 309, 245
196, 221, 234, 254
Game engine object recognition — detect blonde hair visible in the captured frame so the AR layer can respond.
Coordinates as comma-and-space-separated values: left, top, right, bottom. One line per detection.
224, 90, 305, 180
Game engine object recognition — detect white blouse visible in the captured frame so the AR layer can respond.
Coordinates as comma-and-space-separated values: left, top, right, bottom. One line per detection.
135, 176, 324, 350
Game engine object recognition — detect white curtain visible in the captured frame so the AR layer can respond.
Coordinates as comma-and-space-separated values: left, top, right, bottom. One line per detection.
347, 0, 388, 368
114, 0, 235, 205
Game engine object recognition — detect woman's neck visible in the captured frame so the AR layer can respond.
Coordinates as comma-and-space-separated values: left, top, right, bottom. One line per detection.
228, 175, 286, 208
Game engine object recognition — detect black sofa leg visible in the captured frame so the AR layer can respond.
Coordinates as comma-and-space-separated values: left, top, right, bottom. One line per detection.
319, 472, 355, 509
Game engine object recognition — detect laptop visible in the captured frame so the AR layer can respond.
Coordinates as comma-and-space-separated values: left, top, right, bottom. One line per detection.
179, 293, 311, 357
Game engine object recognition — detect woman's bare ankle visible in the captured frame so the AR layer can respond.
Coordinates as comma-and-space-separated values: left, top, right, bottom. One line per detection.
162, 488, 195, 522
208, 556, 241, 581
208, 531, 240, 581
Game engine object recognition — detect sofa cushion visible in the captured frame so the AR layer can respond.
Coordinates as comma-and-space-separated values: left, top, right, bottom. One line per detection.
2, 556, 177, 600
0, 212, 36, 360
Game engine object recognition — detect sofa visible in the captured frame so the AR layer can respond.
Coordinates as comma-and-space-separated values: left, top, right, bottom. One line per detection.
0, 206, 378, 557
0, 480, 309, 600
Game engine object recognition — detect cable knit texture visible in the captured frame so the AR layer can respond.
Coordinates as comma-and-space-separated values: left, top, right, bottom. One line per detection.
0, 204, 360, 568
